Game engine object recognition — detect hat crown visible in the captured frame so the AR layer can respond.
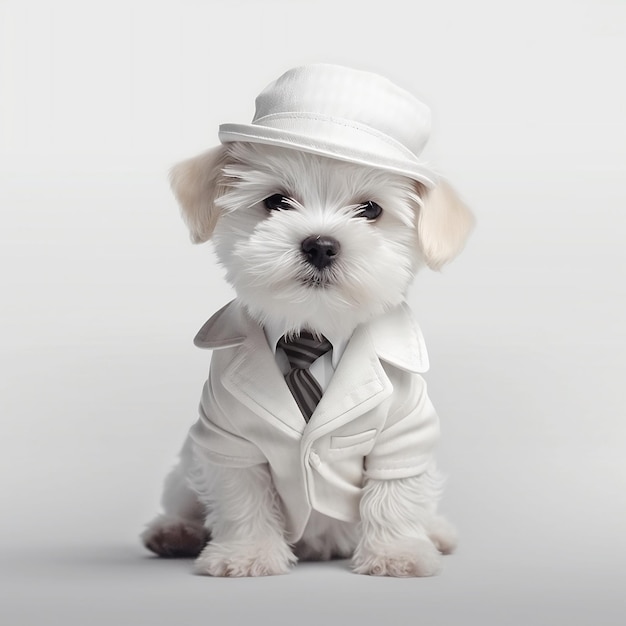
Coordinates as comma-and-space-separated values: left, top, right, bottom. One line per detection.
252, 64, 431, 158
218, 64, 438, 187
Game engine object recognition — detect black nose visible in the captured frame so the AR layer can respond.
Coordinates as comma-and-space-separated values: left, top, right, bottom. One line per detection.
301, 235, 341, 270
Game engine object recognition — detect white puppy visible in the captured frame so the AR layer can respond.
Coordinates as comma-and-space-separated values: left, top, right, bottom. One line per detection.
142, 65, 473, 577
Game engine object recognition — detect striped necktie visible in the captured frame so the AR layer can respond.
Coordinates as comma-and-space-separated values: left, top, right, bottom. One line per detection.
277, 331, 332, 422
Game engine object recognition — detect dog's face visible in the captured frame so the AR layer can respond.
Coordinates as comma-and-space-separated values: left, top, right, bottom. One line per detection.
211, 143, 422, 337
170, 143, 473, 338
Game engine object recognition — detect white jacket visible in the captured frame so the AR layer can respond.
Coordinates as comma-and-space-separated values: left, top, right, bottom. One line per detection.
188, 300, 440, 542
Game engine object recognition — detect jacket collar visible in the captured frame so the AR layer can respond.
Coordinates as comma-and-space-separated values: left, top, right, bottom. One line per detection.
194, 299, 429, 374
193, 300, 429, 436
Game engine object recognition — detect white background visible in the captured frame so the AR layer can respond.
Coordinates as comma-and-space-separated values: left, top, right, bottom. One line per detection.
1, 0, 625, 624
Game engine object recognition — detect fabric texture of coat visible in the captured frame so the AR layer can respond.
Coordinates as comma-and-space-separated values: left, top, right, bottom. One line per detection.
188, 300, 441, 542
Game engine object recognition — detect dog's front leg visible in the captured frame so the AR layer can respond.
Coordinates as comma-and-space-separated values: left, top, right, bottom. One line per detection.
352, 471, 457, 577
190, 455, 296, 577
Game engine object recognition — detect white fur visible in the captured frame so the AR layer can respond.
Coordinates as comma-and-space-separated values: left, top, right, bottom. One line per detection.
143, 141, 472, 576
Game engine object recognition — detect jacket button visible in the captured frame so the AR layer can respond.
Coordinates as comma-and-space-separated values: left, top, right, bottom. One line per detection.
309, 451, 321, 468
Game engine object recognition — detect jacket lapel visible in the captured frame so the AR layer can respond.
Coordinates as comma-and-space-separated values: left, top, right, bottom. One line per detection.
220, 321, 307, 437
195, 301, 305, 437
302, 302, 429, 441
303, 324, 393, 440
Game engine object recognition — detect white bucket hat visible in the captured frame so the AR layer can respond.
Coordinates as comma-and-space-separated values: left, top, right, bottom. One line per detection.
218, 64, 438, 188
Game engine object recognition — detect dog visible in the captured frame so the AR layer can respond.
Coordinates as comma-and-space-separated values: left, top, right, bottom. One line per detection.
142, 64, 473, 577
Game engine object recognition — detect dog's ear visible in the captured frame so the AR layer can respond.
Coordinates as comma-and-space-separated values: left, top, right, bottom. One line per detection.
415, 180, 475, 270
169, 146, 230, 243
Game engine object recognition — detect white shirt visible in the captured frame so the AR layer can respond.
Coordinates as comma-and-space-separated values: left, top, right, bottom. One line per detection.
263, 322, 349, 392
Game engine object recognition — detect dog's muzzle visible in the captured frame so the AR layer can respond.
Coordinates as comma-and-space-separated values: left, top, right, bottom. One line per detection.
301, 235, 341, 270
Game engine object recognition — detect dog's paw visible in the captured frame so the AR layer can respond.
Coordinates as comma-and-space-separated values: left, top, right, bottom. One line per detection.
141, 515, 209, 558
352, 537, 442, 577
426, 515, 458, 555
194, 539, 297, 577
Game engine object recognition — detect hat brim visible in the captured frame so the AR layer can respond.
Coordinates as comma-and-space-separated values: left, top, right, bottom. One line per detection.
218, 121, 438, 188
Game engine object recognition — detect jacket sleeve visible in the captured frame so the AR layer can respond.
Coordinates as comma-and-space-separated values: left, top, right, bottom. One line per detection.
364, 372, 440, 480
188, 376, 267, 468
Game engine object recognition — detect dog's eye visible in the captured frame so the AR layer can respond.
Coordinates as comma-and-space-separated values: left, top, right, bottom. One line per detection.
263, 194, 292, 211
355, 201, 383, 221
